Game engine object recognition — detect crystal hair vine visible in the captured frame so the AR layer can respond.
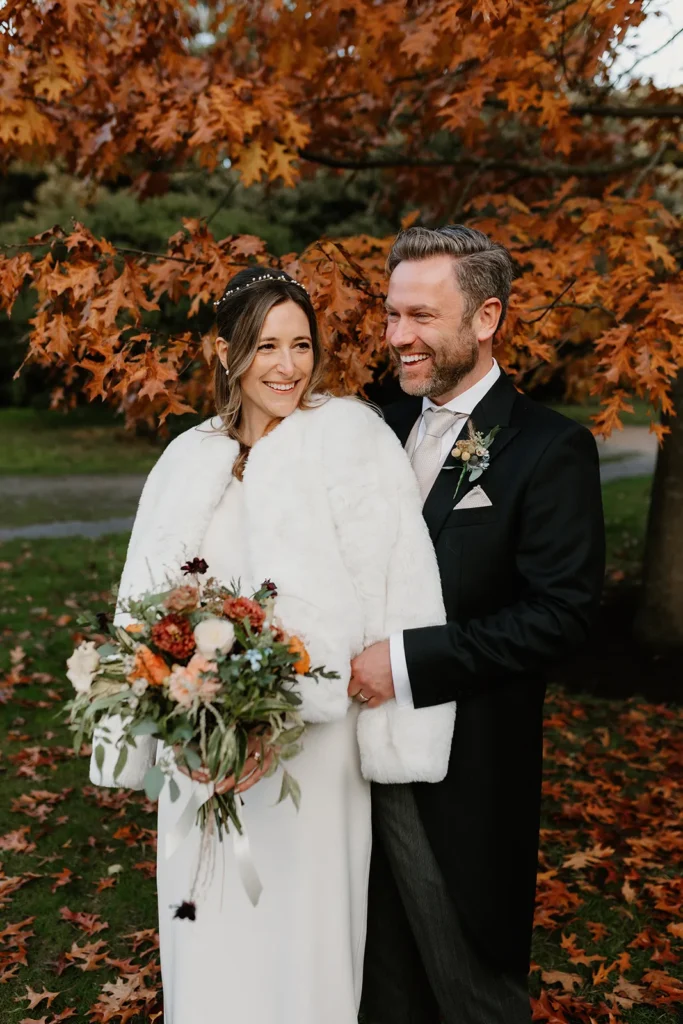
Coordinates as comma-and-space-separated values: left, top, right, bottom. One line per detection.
213, 273, 309, 307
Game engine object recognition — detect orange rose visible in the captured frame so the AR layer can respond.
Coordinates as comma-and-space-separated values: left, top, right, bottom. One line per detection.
125, 623, 144, 634
288, 636, 311, 675
128, 644, 170, 687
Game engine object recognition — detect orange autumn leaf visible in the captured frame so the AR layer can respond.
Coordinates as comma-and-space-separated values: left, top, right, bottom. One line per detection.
0, 0, 680, 436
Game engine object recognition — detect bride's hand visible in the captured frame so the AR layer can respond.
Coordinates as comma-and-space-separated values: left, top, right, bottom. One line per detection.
174, 735, 276, 794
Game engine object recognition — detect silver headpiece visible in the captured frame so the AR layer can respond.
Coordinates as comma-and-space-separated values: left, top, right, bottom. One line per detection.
214, 273, 309, 307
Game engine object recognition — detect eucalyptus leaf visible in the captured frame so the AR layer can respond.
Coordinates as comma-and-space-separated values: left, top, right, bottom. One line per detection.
168, 722, 193, 744
98, 643, 121, 660
184, 747, 202, 772
94, 743, 105, 776
129, 718, 160, 736
144, 764, 165, 802
113, 743, 128, 780
277, 770, 301, 811
278, 725, 305, 744
169, 777, 181, 803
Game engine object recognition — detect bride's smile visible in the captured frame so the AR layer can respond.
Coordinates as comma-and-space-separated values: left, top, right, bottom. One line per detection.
216, 298, 315, 446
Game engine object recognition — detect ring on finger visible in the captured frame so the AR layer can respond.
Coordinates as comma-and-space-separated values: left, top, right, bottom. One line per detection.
356, 691, 370, 703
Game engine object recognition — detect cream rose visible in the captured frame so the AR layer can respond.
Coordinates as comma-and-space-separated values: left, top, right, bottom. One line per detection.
193, 618, 236, 658
66, 641, 100, 694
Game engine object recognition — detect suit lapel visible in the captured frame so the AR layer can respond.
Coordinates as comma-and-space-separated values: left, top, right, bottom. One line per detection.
422, 374, 521, 542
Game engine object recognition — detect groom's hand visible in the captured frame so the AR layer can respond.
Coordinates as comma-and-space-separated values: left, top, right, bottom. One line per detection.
349, 640, 394, 708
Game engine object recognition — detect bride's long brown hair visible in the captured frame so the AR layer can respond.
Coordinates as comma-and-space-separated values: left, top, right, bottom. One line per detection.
214, 268, 327, 479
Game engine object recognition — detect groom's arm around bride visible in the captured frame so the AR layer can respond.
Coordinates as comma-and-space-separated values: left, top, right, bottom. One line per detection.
351, 225, 605, 1024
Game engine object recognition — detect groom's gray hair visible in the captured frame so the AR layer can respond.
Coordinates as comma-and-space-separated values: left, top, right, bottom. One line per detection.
387, 225, 515, 328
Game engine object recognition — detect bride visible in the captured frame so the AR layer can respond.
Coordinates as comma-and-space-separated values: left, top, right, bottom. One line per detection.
90, 267, 454, 1024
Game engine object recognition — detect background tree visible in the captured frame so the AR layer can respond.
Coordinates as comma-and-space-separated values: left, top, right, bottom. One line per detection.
1, 0, 682, 640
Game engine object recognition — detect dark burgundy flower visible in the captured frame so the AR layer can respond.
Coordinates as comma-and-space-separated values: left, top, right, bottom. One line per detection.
181, 558, 209, 576
173, 900, 196, 921
261, 579, 278, 596
96, 611, 112, 632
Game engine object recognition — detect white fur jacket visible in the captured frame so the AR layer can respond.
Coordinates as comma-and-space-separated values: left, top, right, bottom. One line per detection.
90, 397, 455, 786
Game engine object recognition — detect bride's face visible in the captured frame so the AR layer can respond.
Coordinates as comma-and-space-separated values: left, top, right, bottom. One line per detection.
239, 300, 315, 423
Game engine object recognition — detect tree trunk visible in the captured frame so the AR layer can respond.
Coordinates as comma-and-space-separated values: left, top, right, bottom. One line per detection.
635, 370, 683, 648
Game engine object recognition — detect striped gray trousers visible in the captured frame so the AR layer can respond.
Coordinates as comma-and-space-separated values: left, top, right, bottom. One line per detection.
361, 783, 531, 1024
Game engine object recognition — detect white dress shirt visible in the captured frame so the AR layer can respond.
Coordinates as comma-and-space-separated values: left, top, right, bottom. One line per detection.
390, 359, 501, 708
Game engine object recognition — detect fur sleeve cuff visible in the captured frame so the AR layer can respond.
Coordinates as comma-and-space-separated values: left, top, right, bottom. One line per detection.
295, 673, 352, 723
357, 699, 456, 783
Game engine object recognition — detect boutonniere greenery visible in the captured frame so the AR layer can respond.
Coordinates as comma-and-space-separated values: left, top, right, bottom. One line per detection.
450, 419, 501, 498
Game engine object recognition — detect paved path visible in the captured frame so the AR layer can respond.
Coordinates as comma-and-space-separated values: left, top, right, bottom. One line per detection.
0, 473, 146, 501
0, 516, 135, 541
0, 427, 659, 542
596, 426, 658, 483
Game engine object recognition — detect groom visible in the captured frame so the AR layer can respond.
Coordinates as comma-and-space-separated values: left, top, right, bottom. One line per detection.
350, 225, 605, 1024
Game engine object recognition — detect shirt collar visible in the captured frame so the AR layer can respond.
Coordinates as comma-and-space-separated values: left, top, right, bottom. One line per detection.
422, 359, 501, 418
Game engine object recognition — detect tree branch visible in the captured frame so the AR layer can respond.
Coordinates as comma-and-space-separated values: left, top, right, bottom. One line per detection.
626, 138, 668, 199
569, 103, 683, 118
298, 148, 683, 177
0, 239, 247, 268
518, 279, 577, 325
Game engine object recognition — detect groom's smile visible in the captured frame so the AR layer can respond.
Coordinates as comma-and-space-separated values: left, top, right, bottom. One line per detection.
385, 254, 496, 403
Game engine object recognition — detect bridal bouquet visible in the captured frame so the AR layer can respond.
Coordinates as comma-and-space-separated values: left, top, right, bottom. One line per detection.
65, 558, 335, 835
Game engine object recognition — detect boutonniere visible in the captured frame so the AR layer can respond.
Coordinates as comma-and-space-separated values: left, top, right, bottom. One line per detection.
450, 419, 501, 499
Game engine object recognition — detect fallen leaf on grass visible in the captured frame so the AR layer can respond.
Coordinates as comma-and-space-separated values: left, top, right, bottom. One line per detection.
621, 879, 637, 903
18, 985, 60, 1009
132, 861, 156, 878
0, 827, 36, 853
59, 907, 109, 935
64, 938, 109, 972
94, 877, 117, 893
541, 969, 583, 992
50, 867, 76, 893
562, 843, 615, 871
592, 960, 617, 986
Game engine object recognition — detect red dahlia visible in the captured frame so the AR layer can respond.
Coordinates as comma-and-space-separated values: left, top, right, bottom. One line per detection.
151, 613, 196, 660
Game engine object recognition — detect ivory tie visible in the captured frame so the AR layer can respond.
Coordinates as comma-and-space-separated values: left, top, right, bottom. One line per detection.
411, 406, 458, 502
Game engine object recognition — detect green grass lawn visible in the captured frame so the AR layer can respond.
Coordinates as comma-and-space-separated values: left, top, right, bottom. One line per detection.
0, 407, 163, 475
0, 536, 681, 1022
601, 476, 652, 581
0, 536, 161, 1022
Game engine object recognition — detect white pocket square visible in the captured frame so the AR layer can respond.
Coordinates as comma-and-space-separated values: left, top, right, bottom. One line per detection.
453, 485, 493, 511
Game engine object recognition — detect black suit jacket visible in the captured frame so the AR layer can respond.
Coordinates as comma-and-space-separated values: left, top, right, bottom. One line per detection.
384, 372, 605, 974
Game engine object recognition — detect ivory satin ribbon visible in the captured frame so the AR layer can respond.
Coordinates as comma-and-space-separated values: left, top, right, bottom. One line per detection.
165, 780, 263, 907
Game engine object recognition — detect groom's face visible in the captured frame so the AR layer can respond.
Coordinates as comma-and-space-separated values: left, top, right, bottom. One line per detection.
385, 255, 479, 399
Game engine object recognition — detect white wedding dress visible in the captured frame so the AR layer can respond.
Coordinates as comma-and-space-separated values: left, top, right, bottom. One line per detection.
156, 479, 372, 1024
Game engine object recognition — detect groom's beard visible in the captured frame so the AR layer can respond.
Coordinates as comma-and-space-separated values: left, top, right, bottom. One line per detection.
390, 320, 479, 399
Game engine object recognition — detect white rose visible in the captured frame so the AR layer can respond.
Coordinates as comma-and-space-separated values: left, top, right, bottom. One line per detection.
131, 678, 148, 697
194, 618, 236, 658
66, 641, 100, 694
